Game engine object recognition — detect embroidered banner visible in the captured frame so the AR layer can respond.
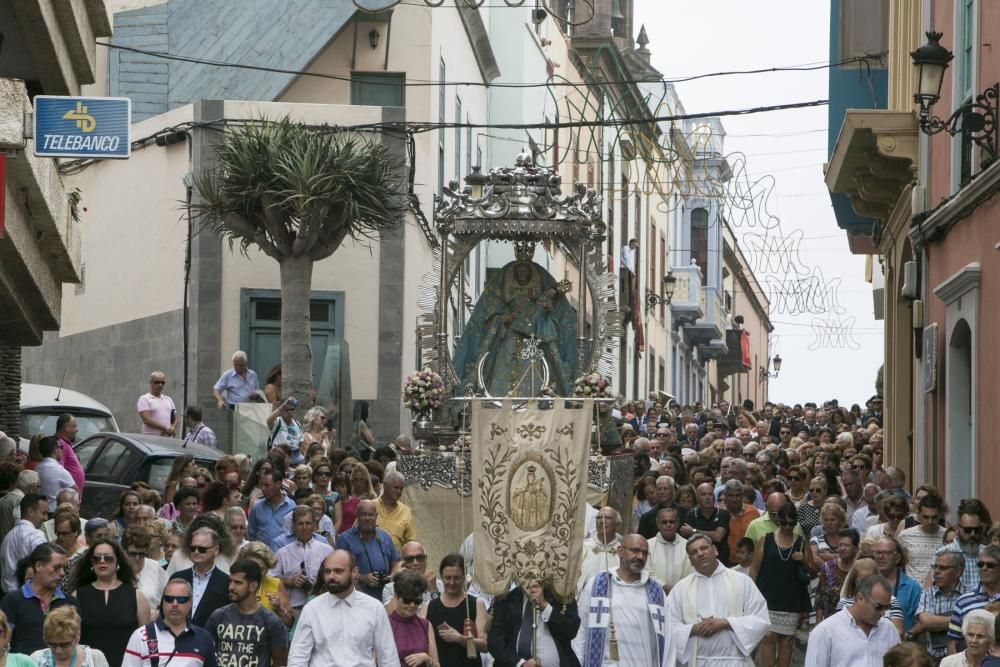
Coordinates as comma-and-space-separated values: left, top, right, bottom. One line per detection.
472, 398, 593, 602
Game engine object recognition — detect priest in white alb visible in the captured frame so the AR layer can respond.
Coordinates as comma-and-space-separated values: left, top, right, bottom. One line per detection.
573, 534, 675, 667
576, 507, 623, 596
665, 534, 769, 666
646, 507, 692, 594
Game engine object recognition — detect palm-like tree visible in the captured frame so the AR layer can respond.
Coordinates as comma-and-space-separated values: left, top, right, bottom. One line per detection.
190, 117, 407, 411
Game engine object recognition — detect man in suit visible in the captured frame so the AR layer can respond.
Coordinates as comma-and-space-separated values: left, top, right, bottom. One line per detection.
174, 526, 230, 627
488, 578, 581, 667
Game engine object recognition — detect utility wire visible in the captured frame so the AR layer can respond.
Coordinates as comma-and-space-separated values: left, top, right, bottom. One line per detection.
95, 40, 872, 90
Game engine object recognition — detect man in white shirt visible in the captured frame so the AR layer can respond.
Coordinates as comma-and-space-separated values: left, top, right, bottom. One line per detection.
805, 574, 900, 667
850, 483, 881, 535
577, 507, 623, 596
35, 437, 78, 513
42, 488, 84, 541
0, 493, 48, 591
274, 506, 333, 610
287, 549, 399, 667
898, 494, 947, 584
574, 534, 675, 667
665, 534, 769, 666
647, 508, 692, 594
137, 371, 178, 437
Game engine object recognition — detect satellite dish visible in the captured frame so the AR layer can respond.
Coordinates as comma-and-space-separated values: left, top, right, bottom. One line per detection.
353, 0, 400, 11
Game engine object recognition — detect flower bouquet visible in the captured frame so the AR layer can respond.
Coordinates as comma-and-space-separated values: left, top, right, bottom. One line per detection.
572, 372, 611, 399
402, 368, 445, 413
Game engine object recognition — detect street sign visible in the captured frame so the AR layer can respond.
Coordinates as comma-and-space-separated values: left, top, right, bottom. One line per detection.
33, 96, 131, 159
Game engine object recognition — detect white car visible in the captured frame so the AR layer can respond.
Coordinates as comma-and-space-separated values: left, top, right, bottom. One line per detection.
19, 383, 119, 449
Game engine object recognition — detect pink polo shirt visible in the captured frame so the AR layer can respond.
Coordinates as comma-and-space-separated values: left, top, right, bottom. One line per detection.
57, 435, 85, 491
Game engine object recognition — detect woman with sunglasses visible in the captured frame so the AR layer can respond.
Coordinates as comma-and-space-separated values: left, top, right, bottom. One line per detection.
785, 465, 810, 508
28, 607, 107, 667
389, 570, 439, 667
751, 503, 811, 667
797, 475, 830, 537
121, 526, 166, 614
309, 458, 343, 532
70, 540, 149, 667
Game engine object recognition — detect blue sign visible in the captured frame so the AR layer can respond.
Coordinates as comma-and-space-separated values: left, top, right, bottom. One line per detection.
34, 96, 131, 159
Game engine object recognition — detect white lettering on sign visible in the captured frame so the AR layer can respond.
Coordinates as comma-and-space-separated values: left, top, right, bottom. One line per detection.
42, 135, 122, 151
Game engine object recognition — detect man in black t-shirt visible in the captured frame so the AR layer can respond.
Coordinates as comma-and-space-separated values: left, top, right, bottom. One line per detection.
206, 559, 288, 667
680, 482, 730, 565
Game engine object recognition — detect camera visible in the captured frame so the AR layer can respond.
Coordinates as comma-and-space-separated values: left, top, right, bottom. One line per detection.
325, 417, 336, 431
286, 397, 299, 409
372, 570, 390, 587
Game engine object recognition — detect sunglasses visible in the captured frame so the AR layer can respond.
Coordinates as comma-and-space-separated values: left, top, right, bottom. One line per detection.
126, 551, 147, 559
152, 380, 166, 385
162, 595, 191, 605
315, 471, 332, 477
399, 597, 423, 606
90, 554, 115, 563
959, 525, 983, 534
977, 561, 999, 570
190, 545, 215, 554
866, 595, 890, 613
46, 642, 73, 650
403, 554, 428, 564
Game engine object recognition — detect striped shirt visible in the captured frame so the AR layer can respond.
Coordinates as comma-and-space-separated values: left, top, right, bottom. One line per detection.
805, 607, 901, 667
948, 585, 1000, 640
918, 583, 966, 657
936, 539, 984, 590
123, 620, 217, 667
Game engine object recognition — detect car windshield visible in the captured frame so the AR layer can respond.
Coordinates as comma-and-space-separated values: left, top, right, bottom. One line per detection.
20, 413, 116, 441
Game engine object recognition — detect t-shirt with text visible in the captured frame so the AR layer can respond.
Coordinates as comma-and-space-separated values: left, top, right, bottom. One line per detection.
205, 604, 288, 667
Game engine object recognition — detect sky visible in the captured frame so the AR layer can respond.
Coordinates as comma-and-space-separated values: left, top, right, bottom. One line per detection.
634, 0, 885, 407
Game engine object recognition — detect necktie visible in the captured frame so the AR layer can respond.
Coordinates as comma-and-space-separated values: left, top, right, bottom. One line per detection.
516, 599, 533, 659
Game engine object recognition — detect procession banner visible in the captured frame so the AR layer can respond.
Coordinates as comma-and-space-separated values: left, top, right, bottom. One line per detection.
472, 398, 592, 602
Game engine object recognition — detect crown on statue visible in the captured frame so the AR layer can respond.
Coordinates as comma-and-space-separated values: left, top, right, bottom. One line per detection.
514, 241, 535, 262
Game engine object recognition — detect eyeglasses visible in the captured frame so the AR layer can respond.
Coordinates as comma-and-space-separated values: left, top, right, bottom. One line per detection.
46, 642, 73, 650
152, 380, 166, 385
190, 545, 216, 554
402, 554, 428, 564
126, 551, 147, 559
90, 554, 115, 563
315, 470, 332, 477
229, 524, 247, 532
977, 561, 999, 570
162, 595, 191, 605
865, 595, 891, 613
399, 597, 422, 606
779, 431, 791, 436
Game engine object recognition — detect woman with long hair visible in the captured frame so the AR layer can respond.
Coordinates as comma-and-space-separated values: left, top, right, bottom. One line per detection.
351, 401, 375, 460
425, 554, 486, 666
201, 481, 230, 519
338, 463, 376, 533
71, 540, 150, 667
630, 472, 660, 534
751, 504, 812, 667
162, 454, 194, 506
263, 364, 282, 404
167, 487, 200, 535
111, 490, 141, 536
810, 502, 847, 567
300, 407, 333, 454
237, 541, 294, 626
309, 458, 342, 530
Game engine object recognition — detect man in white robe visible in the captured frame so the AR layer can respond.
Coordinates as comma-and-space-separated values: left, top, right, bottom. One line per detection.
577, 507, 623, 596
647, 507, 692, 593
666, 534, 769, 666
574, 534, 675, 667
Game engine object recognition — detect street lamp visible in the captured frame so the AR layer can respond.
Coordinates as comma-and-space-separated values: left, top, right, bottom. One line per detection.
645, 272, 677, 314
464, 165, 487, 199
911, 31, 999, 166
758, 354, 782, 382
368, 29, 380, 49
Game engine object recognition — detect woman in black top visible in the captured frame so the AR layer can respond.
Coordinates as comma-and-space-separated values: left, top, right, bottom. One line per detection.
71, 540, 150, 667
425, 554, 487, 667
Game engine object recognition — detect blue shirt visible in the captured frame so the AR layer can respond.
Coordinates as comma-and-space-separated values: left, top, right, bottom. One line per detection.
213, 368, 259, 404
948, 584, 1000, 640
891, 569, 921, 632
334, 527, 399, 599
247, 495, 296, 551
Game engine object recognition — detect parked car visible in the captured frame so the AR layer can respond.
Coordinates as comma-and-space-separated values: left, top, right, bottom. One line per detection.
20, 383, 119, 450
74, 432, 220, 519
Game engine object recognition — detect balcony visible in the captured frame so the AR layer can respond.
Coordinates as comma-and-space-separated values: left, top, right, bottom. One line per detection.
824, 110, 918, 254
668, 264, 704, 331
717, 329, 751, 377
688, 287, 728, 360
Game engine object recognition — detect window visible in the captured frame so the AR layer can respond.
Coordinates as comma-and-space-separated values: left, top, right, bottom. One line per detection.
350, 73, 405, 107
955, 0, 977, 186
439, 59, 446, 194
455, 97, 462, 182
89, 440, 129, 478
73, 439, 104, 471
837, 0, 887, 65
466, 119, 473, 173
691, 208, 709, 285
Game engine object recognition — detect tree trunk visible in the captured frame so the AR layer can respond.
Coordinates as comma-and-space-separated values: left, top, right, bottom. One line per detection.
0, 346, 22, 439
279, 255, 315, 417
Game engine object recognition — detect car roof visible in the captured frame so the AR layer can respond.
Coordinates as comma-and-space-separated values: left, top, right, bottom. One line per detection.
20, 383, 114, 416
84, 432, 222, 460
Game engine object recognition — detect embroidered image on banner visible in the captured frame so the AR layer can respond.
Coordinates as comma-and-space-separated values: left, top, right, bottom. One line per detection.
472, 398, 593, 602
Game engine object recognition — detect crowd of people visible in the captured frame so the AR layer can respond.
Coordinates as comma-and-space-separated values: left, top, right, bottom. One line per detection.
0, 354, 995, 667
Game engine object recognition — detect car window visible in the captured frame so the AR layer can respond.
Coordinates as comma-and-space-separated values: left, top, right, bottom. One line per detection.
21, 413, 116, 440
88, 440, 129, 478
74, 439, 105, 471
144, 458, 174, 493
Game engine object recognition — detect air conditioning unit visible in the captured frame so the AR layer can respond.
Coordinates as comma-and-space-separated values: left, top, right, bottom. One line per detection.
901, 260, 919, 299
